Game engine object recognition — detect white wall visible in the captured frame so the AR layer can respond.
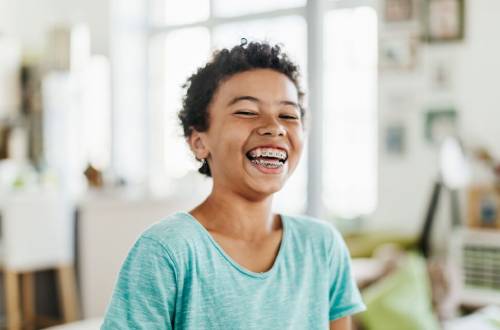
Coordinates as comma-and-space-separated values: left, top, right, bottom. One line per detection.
371, 0, 500, 236
0, 0, 110, 56
456, 0, 500, 156
0, 1, 17, 37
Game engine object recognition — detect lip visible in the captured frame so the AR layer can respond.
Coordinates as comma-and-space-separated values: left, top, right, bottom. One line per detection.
245, 144, 289, 154
248, 158, 286, 175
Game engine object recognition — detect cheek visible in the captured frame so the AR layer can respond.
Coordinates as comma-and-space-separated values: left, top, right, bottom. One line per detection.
290, 128, 305, 156
213, 127, 248, 160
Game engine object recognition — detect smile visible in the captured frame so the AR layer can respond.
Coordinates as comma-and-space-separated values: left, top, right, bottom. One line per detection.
245, 147, 288, 173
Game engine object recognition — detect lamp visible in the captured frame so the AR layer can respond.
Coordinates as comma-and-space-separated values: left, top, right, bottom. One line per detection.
418, 136, 471, 258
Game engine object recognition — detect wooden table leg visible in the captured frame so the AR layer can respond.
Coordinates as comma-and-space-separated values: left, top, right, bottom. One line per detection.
56, 265, 80, 323
22, 272, 36, 330
4, 270, 21, 330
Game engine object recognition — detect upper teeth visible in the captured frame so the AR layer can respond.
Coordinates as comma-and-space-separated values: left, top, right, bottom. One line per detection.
248, 147, 287, 160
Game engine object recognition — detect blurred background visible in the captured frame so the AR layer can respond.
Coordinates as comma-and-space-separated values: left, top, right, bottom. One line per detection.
0, 0, 499, 329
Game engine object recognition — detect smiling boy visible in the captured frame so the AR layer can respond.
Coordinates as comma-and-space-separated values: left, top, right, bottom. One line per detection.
101, 41, 366, 329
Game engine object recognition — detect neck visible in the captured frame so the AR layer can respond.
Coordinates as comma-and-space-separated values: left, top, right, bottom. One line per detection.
189, 186, 281, 241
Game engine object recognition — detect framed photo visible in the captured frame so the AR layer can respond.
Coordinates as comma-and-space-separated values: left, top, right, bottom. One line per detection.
379, 35, 418, 70
424, 108, 457, 144
429, 58, 454, 91
422, 0, 465, 42
384, 123, 406, 156
384, 0, 416, 22
467, 185, 500, 229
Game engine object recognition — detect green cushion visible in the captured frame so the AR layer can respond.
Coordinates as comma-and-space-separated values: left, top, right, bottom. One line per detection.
358, 253, 441, 330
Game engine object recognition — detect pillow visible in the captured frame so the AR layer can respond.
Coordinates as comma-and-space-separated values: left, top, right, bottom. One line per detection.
358, 252, 441, 330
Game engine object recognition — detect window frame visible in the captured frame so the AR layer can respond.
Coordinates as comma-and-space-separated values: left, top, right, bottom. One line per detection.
137, 0, 378, 218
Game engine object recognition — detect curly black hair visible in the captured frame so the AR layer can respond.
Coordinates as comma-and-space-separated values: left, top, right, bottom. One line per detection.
178, 39, 306, 178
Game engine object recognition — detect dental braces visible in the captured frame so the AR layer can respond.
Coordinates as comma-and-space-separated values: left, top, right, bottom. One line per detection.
251, 159, 283, 168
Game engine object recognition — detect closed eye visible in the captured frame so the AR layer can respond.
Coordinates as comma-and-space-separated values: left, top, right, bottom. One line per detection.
234, 111, 257, 115
280, 114, 299, 120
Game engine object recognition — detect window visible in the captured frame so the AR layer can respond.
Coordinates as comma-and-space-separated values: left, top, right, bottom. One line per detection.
150, 28, 211, 182
147, 2, 308, 214
212, 16, 308, 214
111, 0, 378, 217
213, 0, 306, 17
150, 0, 209, 25
111, 0, 148, 184
323, 6, 378, 219
82, 56, 112, 170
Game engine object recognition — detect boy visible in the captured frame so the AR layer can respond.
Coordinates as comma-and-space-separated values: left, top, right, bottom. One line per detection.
102, 41, 365, 329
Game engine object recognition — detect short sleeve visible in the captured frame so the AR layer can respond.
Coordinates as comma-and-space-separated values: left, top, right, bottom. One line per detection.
101, 236, 178, 330
328, 227, 366, 321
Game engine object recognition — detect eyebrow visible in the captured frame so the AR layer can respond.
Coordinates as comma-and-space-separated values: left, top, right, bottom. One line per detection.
227, 95, 300, 109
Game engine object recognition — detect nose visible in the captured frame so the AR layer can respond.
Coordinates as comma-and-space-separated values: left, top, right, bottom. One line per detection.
257, 117, 286, 137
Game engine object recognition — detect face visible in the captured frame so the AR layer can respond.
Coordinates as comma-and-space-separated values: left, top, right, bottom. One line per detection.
189, 68, 305, 200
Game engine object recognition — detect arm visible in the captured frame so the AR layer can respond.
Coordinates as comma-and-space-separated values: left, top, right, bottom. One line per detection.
101, 236, 177, 330
328, 227, 366, 324
330, 316, 352, 330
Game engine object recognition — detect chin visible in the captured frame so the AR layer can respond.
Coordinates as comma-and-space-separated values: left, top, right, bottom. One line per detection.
240, 160, 294, 196
250, 179, 287, 197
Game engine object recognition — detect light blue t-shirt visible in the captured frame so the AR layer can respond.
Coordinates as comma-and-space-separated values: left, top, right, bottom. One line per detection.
101, 211, 366, 329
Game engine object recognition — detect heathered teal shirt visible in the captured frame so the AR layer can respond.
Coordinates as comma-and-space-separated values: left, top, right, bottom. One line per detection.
101, 211, 365, 329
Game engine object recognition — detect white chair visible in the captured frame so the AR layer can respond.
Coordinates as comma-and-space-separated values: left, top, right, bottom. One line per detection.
0, 190, 79, 330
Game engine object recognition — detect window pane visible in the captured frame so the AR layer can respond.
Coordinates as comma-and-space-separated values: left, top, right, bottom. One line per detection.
111, 0, 148, 184
323, 7, 378, 219
150, 0, 209, 25
82, 56, 111, 170
213, 16, 308, 214
213, 0, 305, 17
150, 27, 210, 192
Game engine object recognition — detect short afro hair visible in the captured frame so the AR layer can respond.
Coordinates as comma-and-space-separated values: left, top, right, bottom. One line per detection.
178, 39, 306, 178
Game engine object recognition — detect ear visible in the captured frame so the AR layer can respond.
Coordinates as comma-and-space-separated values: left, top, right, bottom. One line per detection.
187, 128, 210, 160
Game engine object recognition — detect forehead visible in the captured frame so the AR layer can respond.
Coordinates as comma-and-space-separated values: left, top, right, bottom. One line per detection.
213, 69, 299, 104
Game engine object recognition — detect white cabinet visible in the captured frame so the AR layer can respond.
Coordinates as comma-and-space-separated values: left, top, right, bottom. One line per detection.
77, 193, 199, 318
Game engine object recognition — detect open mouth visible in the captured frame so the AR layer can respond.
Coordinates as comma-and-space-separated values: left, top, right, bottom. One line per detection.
245, 147, 288, 170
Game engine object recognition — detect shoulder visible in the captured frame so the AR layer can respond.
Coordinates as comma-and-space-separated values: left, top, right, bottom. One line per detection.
283, 213, 342, 242
283, 214, 347, 255
141, 211, 199, 243
135, 211, 202, 264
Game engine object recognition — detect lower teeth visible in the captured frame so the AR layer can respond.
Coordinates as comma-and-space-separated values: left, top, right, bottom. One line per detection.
251, 159, 283, 169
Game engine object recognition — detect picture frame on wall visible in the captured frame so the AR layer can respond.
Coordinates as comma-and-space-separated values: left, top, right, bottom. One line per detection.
429, 58, 454, 91
424, 108, 458, 144
422, 0, 465, 42
384, 122, 406, 156
384, 0, 416, 22
379, 34, 418, 71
